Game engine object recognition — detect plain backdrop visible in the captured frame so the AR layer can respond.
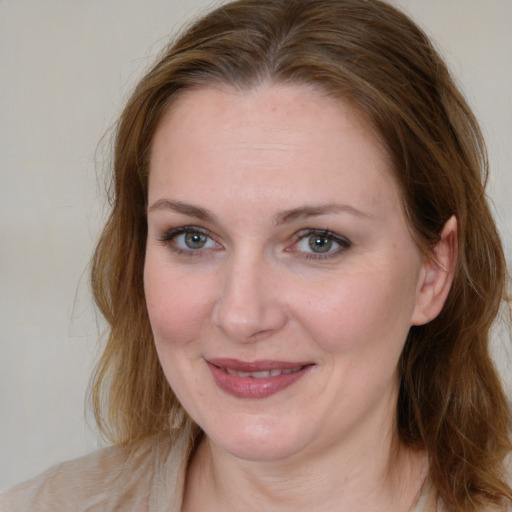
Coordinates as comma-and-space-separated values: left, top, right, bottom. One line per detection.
1, 0, 511, 491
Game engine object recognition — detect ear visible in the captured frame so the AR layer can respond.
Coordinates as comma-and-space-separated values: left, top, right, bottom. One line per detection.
411, 216, 458, 326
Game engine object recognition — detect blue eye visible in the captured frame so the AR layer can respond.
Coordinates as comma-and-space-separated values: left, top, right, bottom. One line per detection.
295, 230, 350, 257
181, 232, 210, 249
305, 234, 334, 253
160, 227, 220, 254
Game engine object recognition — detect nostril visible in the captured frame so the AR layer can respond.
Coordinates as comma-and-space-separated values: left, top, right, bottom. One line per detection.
211, 259, 288, 341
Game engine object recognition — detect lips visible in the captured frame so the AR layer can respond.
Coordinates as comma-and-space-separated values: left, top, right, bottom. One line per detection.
225, 367, 303, 378
206, 358, 313, 399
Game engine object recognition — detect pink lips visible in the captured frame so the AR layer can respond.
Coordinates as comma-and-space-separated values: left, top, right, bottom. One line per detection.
207, 358, 313, 399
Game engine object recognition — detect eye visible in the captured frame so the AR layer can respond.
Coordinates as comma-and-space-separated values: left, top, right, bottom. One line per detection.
292, 229, 351, 258
159, 226, 221, 255
180, 231, 211, 250
303, 234, 335, 253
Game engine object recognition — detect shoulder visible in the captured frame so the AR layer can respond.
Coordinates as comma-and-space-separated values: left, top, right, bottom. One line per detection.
0, 444, 142, 511
0, 433, 187, 512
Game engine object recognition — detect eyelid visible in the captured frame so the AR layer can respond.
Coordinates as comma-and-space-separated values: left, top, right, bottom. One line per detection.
296, 228, 351, 245
289, 228, 351, 259
158, 225, 222, 255
156, 225, 350, 260
158, 225, 211, 242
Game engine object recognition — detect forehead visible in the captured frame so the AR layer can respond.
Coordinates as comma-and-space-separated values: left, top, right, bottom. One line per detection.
153, 83, 384, 158
148, 84, 399, 219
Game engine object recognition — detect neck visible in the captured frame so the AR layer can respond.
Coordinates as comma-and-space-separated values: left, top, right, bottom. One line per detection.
182, 420, 428, 512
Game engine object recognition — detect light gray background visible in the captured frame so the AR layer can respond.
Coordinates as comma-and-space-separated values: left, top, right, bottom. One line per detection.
1, 0, 511, 491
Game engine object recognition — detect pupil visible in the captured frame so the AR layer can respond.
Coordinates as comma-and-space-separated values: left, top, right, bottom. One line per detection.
185, 232, 206, 249
309, 236, 332, 253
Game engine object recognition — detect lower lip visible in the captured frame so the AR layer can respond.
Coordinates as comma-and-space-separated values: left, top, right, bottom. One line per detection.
207, 362, 311, 399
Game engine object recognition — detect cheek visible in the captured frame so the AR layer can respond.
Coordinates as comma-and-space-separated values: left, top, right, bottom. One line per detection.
293, 263, 418, 357
144, 258, 214, 347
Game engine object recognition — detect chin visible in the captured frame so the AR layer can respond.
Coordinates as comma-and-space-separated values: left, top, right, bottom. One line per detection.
204, 416, 311, 462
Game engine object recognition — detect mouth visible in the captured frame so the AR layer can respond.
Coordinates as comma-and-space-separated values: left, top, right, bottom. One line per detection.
224, 366, 304, 378
206, 358, 313, 399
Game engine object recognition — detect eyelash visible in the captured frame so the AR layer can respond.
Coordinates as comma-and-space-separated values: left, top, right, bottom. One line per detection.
158, 226, 221, 257
157, 226, 351, 260
291, 229, 351, 260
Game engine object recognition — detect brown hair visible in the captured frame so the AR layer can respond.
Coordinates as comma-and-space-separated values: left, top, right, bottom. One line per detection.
91, 0, 511, 509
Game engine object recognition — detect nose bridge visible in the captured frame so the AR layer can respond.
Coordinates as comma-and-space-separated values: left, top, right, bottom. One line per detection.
212, 246, 286, 341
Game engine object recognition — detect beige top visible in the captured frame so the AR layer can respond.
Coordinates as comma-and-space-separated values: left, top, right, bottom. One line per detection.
0, 432, 441, 512
0, 432, 190, 512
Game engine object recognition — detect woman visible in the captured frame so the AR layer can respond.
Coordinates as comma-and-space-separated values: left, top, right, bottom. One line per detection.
2, 0, 511, 510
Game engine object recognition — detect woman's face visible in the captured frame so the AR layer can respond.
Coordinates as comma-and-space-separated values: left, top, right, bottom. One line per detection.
144, 84, 429, 463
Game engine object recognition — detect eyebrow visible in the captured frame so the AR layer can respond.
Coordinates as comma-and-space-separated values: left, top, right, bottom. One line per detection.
148, 199, 374, 224
273, 204, 375, 225
147, 199, 217, 221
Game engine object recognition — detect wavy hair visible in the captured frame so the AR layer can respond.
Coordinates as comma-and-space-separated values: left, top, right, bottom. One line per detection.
91, 0, 511, 509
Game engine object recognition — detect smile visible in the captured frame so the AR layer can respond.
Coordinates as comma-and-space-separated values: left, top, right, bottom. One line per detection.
206, 359, 313, 399
224, 367, 303, 378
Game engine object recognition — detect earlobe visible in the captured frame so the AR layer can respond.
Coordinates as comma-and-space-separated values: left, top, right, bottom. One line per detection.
411, 216, 458, 326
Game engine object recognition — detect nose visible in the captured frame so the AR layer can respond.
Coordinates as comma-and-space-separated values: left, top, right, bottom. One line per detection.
211, 253, 288, 342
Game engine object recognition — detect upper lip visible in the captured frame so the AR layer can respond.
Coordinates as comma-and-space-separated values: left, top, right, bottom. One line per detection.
207, 358, 312, 372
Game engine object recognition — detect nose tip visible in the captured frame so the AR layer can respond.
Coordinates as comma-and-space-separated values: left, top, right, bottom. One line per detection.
211, 262, 287, 342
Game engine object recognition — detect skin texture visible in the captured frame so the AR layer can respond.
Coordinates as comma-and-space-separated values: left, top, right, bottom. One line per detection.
144, 84, 456, 511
